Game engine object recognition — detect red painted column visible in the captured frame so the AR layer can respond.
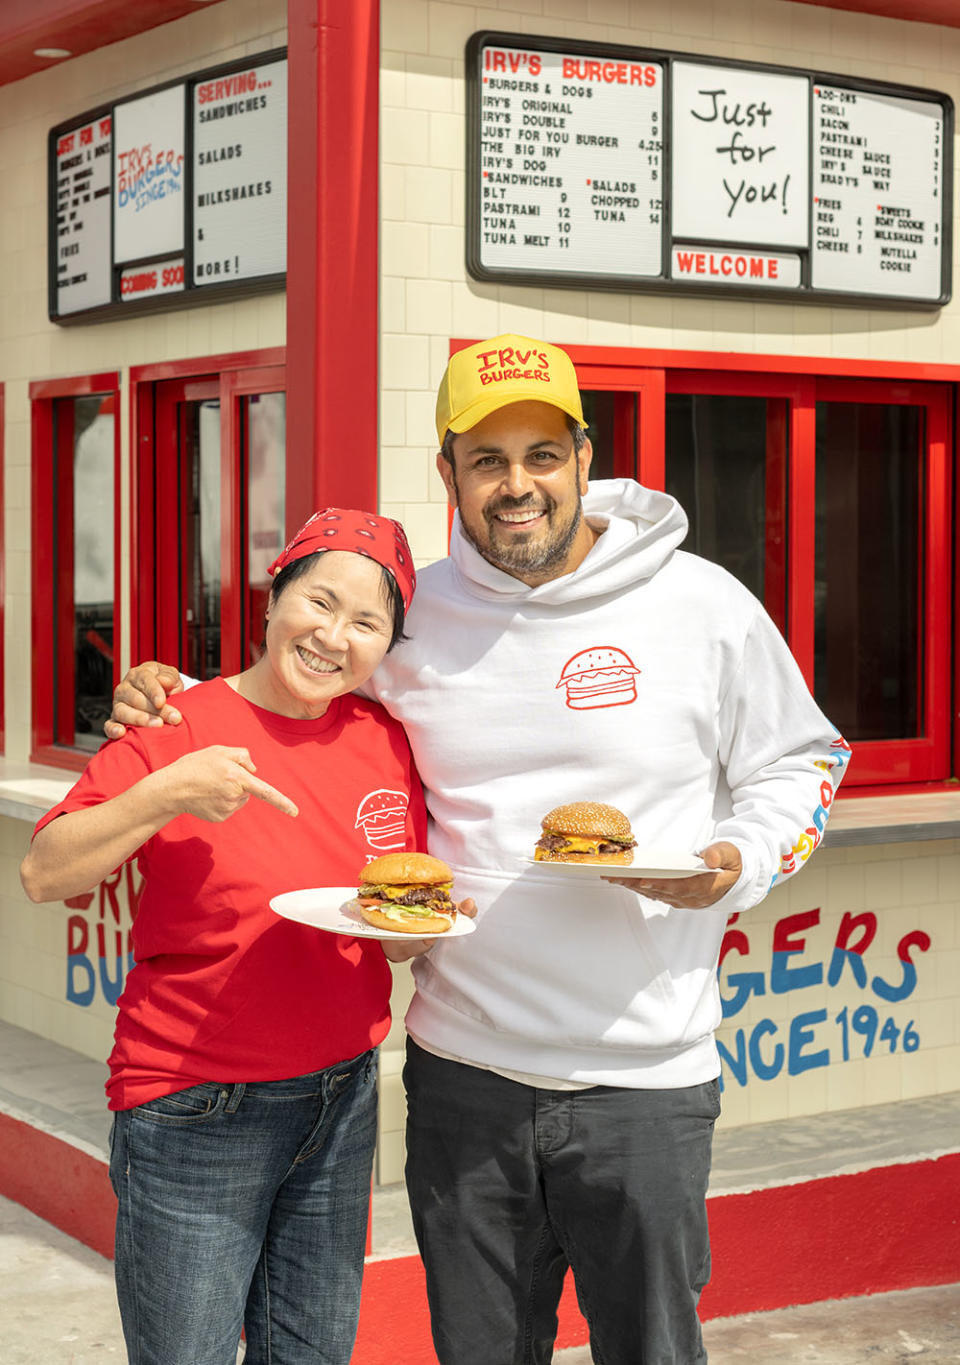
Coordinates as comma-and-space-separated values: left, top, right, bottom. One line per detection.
285, 0, 380, 530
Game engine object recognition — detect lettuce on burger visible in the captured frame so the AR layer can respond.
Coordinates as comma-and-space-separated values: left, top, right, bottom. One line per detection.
355, 852, 457, 934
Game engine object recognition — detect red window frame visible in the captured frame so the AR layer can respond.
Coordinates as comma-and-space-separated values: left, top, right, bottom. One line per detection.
30, 373, 122, 771
451, 341, 958, 793
0, 382, 4, 754
130, 349, 286, 678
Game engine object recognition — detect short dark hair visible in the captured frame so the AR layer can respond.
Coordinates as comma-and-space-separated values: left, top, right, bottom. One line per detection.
439, 411, 587, 466
269, 551, 408, 651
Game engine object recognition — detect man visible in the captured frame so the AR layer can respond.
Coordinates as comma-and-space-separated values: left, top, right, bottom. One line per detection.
109, 334, 849, 1365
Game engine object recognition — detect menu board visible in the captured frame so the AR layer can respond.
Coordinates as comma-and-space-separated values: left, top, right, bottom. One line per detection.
671, 62, 809, 248
193, 57, 287, 286
477, 43, 663, 278
467, 33, 952, 307
811, 84, 944, 300
54, 113, 113, 316
113, 86, 185, 264
48, 49, 286, 322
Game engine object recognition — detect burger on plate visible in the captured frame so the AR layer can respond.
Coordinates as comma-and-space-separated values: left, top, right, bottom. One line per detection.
534, 802, 637, 865
355, 852, 457, 933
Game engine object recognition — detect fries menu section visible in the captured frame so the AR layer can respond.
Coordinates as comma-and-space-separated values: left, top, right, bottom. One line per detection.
476, 46, 663, 279
811, 85, 945, 299
467, 34, 952, 306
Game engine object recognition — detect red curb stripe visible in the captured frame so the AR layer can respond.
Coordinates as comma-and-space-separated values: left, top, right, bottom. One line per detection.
2, 1111, 957, 1359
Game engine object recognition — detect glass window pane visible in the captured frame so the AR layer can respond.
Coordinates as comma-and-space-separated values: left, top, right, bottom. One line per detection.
665, 394, 786, 627
244, 392, 286, 665
814, 401, 921, 741
184, 399, 222, 681
58, 395, 114, 752
581, 391, 636, 480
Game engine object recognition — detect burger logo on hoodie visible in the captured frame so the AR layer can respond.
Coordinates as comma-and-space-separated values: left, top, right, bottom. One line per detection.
355, 789, 409, 850
556, 646, 641, 710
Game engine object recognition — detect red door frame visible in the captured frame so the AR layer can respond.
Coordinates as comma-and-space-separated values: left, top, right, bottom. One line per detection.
29, 373, 121, 770
220, 363, 286, 672
130, 350, 286, 676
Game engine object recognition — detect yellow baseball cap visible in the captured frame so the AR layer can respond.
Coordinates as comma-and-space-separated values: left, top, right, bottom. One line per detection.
435, 333, 587, 445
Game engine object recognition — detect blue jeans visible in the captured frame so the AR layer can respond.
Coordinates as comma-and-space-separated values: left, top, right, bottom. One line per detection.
108, 1050, 378, 1365
404, 1039, 718, 1365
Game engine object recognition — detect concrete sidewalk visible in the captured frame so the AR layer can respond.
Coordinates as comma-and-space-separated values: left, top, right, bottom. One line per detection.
3, 1192, 959, 1363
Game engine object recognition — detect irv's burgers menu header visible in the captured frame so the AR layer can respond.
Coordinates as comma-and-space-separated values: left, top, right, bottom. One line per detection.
467, 33, 952, 307
48, 49, 286, 323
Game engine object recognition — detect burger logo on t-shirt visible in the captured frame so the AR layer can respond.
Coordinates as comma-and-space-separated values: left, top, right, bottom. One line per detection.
555, 646, 641, 710
355, 789, 409, 850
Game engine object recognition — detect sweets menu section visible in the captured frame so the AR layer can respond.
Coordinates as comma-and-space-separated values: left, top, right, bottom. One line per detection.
478, 47, 663, 279
48, 51, 286, 322
468, 35, 951, 306
811, 84, 944, 299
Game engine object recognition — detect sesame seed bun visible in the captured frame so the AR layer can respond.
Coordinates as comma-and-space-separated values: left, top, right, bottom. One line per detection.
541, 802, 633, 841
360, 852, 452, 887
535, 801, 636, 864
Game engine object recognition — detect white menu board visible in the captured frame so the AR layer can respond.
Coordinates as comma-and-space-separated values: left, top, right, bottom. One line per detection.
193, 58, 287, 285
113, 86, 186, 263
54, 114, 112, 315
671, 62, 810, 248
811, 84, 944, 300
477, 43, 664, 277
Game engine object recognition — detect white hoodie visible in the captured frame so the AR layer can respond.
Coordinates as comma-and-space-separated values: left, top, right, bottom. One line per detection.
370, 479, 849, 1088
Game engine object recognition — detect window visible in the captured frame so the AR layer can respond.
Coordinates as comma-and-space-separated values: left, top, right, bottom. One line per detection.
131, 354, 286, 677
31, 376, 121, 768
572, 353, 952, 790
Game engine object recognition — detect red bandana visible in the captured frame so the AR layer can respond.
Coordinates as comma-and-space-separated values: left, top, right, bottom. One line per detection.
268, 509, 416, 611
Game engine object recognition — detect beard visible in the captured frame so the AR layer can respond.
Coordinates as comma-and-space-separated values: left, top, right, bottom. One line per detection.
453, 478, 585, 579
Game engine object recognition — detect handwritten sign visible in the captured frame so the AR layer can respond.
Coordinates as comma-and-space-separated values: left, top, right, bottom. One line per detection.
717, 906, 930, 1090
113, 85, 186, 263
671, 62, 810, 247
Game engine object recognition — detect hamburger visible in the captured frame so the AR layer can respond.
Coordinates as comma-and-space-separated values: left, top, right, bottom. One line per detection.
355, 852, 457, 934
534, 802, 637, 865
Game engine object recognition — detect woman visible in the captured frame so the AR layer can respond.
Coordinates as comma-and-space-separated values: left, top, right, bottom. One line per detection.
21, 509, 430, 1365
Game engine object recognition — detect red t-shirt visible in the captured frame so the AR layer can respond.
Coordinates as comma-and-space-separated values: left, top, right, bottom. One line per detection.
35, 679, 428, 1110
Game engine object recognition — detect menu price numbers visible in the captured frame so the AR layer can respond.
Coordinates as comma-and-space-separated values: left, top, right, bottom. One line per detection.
933, 119, 941, 212
556, 192, 570, 248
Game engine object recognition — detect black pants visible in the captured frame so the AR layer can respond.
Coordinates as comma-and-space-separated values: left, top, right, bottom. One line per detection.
404, 1039, 718, 1365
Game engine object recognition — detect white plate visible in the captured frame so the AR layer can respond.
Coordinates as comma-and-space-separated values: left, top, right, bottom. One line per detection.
269, 887, 477, 940
523, 851, 712, 880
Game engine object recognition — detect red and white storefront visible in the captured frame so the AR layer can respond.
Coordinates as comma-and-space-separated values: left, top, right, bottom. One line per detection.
0, 0, 958, 1353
